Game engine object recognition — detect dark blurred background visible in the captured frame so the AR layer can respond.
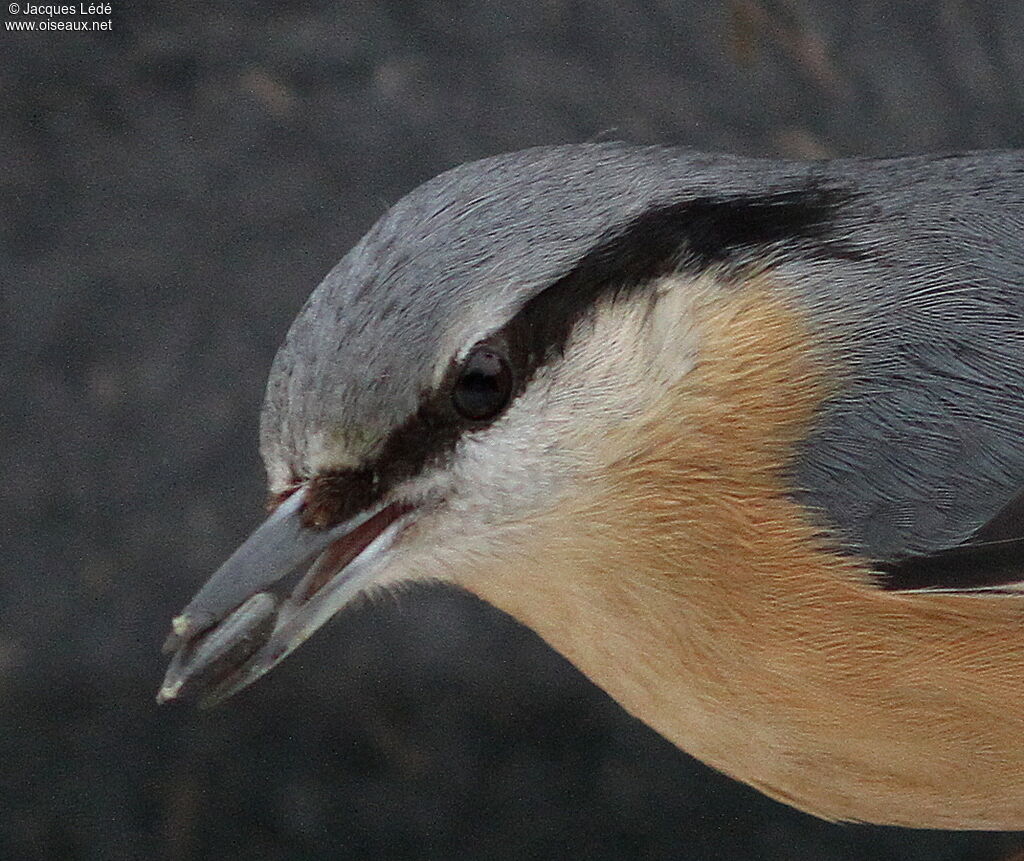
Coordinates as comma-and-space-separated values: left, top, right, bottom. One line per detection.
4, 2, 1024, 859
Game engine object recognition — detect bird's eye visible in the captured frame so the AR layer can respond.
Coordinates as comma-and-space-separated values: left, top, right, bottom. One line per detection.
452, 344, 514, 422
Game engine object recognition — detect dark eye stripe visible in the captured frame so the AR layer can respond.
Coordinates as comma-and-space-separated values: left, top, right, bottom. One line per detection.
303, 185, 855, 529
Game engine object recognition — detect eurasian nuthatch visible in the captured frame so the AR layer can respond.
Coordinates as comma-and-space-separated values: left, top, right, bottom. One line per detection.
159, 143, 1024, 830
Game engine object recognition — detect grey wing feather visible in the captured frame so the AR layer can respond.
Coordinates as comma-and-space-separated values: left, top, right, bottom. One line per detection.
877, 491, 1024, 592
786, 152, 1024, 581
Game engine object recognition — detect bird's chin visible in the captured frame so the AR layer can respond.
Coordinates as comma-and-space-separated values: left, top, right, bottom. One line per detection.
157, 491, 417, 707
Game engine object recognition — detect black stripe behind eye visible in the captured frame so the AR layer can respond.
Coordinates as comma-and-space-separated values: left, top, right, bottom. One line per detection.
499, 186, 857, 377
304, 185, 855, 528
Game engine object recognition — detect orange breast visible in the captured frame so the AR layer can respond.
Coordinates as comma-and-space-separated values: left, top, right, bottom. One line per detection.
466, 276, 1024, 828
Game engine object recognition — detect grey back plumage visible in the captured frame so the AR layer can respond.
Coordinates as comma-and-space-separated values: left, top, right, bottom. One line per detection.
781, 153, 1024, 559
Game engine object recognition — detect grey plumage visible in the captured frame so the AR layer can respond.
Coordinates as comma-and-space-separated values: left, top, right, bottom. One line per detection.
782, 153, 1024, 559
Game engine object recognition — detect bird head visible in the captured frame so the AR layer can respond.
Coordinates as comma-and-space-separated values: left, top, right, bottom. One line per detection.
158, 142, 839, 706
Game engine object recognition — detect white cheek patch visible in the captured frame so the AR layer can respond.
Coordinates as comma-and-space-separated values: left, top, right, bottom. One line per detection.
542, 272, 710, 432
354, 273, 727, 592
648, 274, 710, 382
430, 273, 716, 530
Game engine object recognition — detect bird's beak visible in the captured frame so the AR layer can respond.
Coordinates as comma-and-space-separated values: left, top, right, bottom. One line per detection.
157, 487, 413, 707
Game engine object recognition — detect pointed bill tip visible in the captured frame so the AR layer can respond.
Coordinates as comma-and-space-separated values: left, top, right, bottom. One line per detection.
160, 614, 197, 656
156, 592, 280, 707
156, 676, 184, 704
171, 614, 193, 638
